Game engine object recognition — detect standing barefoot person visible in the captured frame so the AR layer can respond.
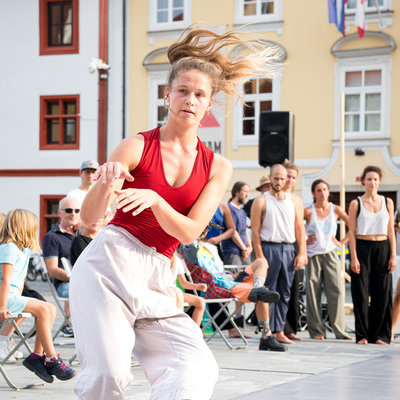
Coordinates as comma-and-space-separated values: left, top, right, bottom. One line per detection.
304, 179, 352, 340
349, 166, 397, 345
70, 27, 278, 400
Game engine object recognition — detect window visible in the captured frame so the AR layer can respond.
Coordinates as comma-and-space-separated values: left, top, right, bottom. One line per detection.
40, 195, 64, 243
39, 0, 79, 55
148, 71, 169, 128
40, 95, 80, 150
242, 0, 275, 17
344, 69, 382, 134
156, 83, 169, 127
335, 56, 391, 141
233, 76, 280, 148
346, 0, 388, 12
345, 0, 392, 29
148, 0, 191, 32
234, 0, 283, 28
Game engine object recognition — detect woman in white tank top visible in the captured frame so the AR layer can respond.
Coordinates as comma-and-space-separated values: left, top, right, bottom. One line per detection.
304, 179, 352, 340
348, 166, 397, 345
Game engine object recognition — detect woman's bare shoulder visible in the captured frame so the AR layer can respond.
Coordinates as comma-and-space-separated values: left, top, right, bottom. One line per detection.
211, 154, 233, 177
109, 134, 145, 169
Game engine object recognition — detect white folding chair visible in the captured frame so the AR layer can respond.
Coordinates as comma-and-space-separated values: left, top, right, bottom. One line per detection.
40, 257, 72, 341
0, 313, 44, 390
182, 262, 248, 350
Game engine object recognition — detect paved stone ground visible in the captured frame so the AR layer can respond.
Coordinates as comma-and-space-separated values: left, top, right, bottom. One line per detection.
1, 279, 400, 399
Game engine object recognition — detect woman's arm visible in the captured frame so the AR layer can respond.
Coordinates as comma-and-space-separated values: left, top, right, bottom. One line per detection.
206, 203, 235, 245
0, 263, 13, 320
293, 195, 307, 270
335, 205, 350, 245
80, 135, 144, 225
116, 154, 233, 244
386, 198, 398, 273
348, 199, 360, 274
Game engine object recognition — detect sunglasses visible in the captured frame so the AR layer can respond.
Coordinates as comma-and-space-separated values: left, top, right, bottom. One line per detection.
60, 208, 80, 214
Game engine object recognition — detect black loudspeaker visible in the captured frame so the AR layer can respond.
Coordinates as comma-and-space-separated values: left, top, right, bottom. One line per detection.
258, 111, 294, 167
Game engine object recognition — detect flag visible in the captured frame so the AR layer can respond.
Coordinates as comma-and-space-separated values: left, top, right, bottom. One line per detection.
328, 0, 337, 24
328, 0, 347, 36
355, 0, 366, 37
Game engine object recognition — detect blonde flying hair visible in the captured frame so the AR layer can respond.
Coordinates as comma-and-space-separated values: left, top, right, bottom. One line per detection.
0, 209, 40, 251
0, 212, 5, 229
167, 27, 280, 99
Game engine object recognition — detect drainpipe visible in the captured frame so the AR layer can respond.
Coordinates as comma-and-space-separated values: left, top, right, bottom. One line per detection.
98, 0, 109, 164
122, 0, 126, 139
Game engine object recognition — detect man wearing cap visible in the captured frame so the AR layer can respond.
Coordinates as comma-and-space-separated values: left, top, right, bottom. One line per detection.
67, 160, 100, 207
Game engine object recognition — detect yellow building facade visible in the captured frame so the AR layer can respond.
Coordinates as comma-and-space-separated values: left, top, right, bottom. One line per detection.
127, 0, 399, 208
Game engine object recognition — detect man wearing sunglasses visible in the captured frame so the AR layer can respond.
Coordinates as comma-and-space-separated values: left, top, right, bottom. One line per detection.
42, 197, 81, 337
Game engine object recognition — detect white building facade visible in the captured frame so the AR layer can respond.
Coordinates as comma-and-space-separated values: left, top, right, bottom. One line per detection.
0, 0, 127, 240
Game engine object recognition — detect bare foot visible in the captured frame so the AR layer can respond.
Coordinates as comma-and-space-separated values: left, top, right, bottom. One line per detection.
343, 336, 354, 340
228, 328, 250, 339
274, 331, 294, 344
312, 335, 325, 340
375, 339, 387, 345
286, 332, 302, 341
357, 338, 368, 344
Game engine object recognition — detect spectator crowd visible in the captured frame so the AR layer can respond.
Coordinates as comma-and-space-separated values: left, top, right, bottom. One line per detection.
1, 158, 400, 383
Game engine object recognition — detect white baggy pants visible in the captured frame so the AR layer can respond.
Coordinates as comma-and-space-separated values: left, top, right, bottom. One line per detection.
70, 225, 218, 400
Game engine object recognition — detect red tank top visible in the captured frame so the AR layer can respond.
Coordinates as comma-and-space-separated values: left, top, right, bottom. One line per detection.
111, 126, 214, 258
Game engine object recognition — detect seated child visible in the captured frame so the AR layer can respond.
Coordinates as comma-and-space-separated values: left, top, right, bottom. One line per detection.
0, 209, 76, 382
167, 252, 207, 327
180, 227, 287, 352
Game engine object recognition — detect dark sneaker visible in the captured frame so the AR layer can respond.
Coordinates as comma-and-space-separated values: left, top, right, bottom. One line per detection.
61, 325, 74, 337
46, 355, 76, 381
23, 353, 54, 383
259, 335, 288, 352
248, 287, 280, 303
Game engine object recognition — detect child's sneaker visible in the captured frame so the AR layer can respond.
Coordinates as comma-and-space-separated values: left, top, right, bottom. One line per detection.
61, 325, 74, 337
46, 354, 76, 381
8, 335, 23, 359
23, 353, 54, 383
0, 338, 16, 364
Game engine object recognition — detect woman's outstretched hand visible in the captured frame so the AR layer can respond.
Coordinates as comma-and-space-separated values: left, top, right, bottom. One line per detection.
114, 188, 160, 216
94, 162, 134, 187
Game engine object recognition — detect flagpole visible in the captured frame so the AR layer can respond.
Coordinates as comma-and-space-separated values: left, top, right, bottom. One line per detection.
340, 92, 347, 282
372, 0, 383, 28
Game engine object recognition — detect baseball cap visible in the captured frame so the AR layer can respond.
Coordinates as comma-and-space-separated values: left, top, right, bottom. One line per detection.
80, 160, 99, 171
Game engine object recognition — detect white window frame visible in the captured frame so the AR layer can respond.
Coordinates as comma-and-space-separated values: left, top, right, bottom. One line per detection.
334, 55, 391, 142
345, 0, 392, 29
148, 0, 191, 32
148, 70, 169, 129
233, 74, 281, 149
234, 0, 283, 34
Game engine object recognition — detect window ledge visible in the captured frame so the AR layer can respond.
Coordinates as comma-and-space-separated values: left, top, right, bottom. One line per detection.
332, 137, 390, 150
147, 28, 186, 45
233, 20, 283, 35
232, 138, 258, 151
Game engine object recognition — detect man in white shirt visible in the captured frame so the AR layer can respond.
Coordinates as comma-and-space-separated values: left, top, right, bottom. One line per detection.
67, 160, 99, 207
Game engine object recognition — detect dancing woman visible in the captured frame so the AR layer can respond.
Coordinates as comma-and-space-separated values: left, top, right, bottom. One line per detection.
70, 28, 277, 400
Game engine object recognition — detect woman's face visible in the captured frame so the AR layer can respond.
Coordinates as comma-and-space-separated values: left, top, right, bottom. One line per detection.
312, 182, 330, 202
362, 171, 381, 190
165, 69, 213, 128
